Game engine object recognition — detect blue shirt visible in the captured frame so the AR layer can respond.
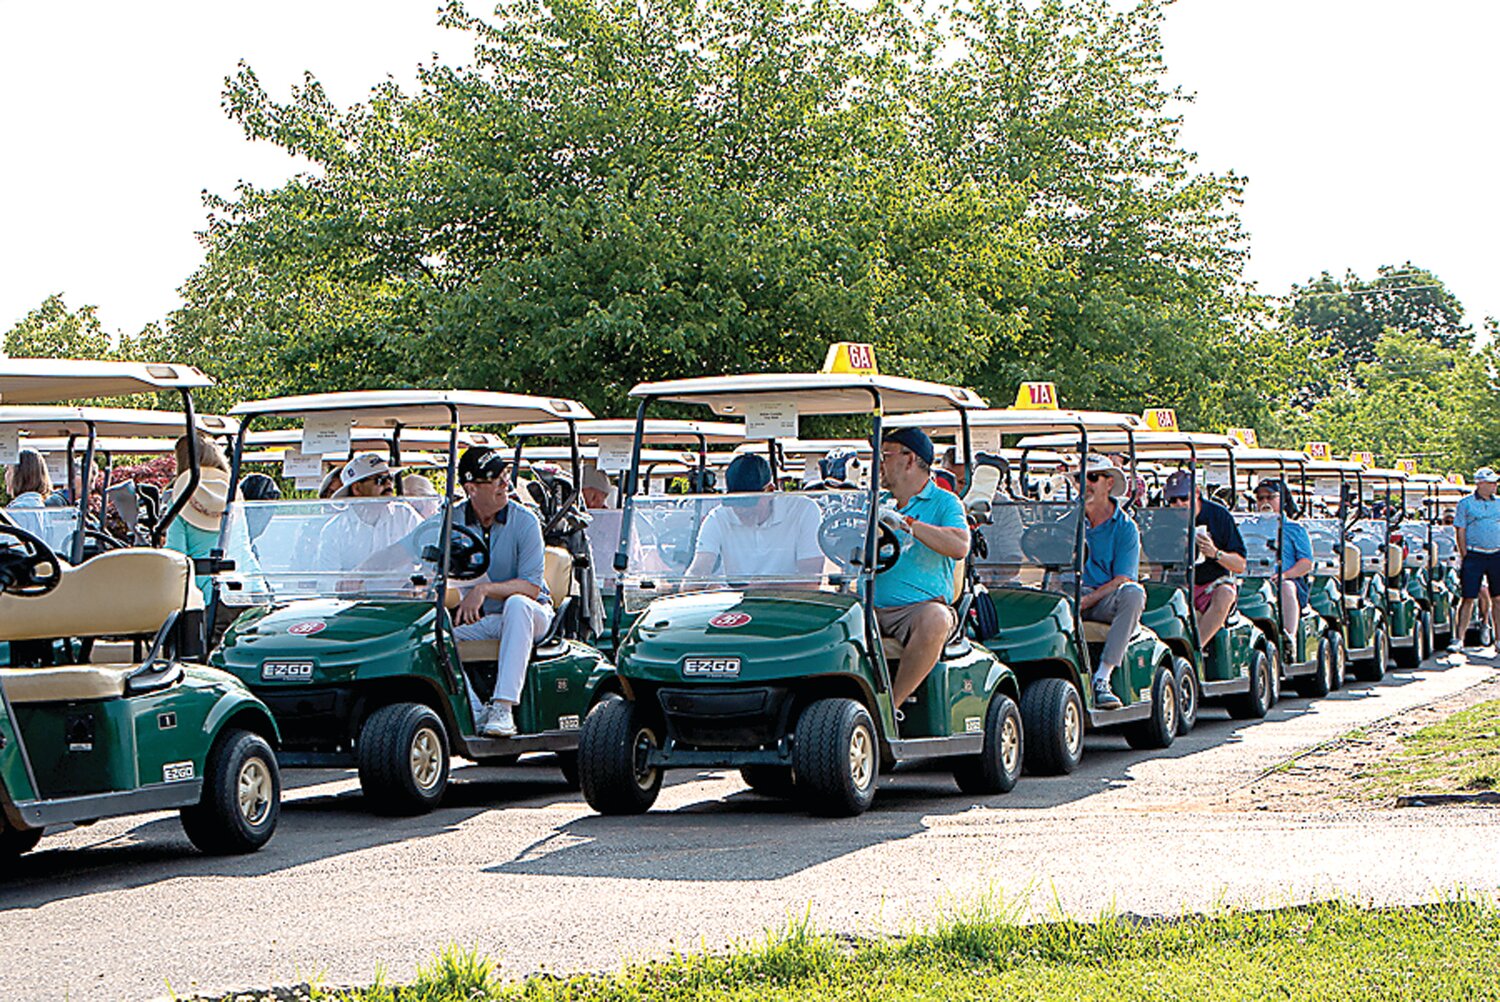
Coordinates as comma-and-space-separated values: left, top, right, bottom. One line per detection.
1280, 520, 1314, 605
874, 480, 967, 608
1455, 492, 1500, 553
458, 499, 549, 612
1082, 500, 1140, 590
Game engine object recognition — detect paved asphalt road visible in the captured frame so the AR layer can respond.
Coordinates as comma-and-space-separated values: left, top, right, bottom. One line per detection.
3, 653, 1498, 1001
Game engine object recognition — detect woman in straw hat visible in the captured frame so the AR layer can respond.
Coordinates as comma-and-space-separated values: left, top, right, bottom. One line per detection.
163, 433, 235, 606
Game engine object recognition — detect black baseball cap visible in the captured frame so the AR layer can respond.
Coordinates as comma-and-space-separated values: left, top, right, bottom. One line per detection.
881, 427, 935, 466
458, 447, 509, 484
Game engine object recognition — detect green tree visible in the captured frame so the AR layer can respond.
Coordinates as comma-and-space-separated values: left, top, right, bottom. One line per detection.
4, 294, 114, 359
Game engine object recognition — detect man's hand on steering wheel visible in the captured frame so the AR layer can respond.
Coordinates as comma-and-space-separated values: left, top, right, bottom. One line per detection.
0, 523, 64, 597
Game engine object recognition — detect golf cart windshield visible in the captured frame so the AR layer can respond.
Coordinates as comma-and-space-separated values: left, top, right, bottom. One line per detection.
1137, 507, 1194, 584
588, 507, 624, 593
1, 505, 79, 556
1233, 512, 1282, 578
1302, 519, 1347, 576
1348, 520, 1387, 569
971, 501, 1079, 590
620, 491, 870, 612
216, 498, 440, 605
1429, 525, 1459, 565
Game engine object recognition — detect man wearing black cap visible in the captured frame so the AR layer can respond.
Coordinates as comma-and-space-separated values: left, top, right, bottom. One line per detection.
1164, 469, 1246, 651
451, 446, 553, 738
685, 453, 823, 580
876, 427, 971, 711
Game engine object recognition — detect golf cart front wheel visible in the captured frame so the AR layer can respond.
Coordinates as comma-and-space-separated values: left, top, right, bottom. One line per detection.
1227, 648, 1273, 720
0, 821, 43, 859
1297, 635, 1334, 698
1173, 657, 1199, 735
953, 692, 1023, 795
1019, 677, 1084, 775
358, 703, 450, 815
1353, 624, 1389, 682
1124, 663, 1177, 750
181, 728, 281, 854
740, 765, 798, 798
793, 698, 879, 817
578, 695, 662, 814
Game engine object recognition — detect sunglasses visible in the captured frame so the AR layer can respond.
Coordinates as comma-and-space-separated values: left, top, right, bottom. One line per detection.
1254, 493, 1275, 502
371, 473, 394, 487
1086, 471, 1110, 483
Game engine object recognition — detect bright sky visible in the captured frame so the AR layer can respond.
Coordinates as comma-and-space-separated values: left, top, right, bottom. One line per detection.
2, 0, 1497, 341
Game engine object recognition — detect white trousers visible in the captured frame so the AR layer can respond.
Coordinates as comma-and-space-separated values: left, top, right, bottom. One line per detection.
453, 593, 554, 705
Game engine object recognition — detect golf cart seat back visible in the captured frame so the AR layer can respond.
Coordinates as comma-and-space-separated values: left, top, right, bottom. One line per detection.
1082, 620, 1110, 644
0, 548, 199, 643
1340, 544, 1361, 583
1384, 547, 1403, 579
0, 664, 135, 703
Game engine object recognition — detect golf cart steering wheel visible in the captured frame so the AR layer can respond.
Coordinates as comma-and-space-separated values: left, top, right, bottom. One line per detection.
81, 528, 127, 560
818, 513, 902, 573
412, 522, 491, 581
0, 523, 64, 597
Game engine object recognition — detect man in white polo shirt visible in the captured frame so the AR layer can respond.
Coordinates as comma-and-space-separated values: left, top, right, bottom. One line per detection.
686, 454, 824, 581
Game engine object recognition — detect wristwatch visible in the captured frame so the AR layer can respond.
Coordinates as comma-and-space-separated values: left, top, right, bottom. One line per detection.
903, 514, 916, 530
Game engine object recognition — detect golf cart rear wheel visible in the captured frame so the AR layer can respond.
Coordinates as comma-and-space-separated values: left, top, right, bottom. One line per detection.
1019, 677, 1084, 775
1353, 624, 1388, 682
357, 703, 450, 815
1124, 664, 1177, 750
1329, 631, 1346, 690
740, 765, 798, 798
1400, 610, 1433, 668
793, 698, 878, 817
953, 692, 1023, 795
1227, 648, 1273, 720
181, 728, 281, 854
1173, 657, 1198, 735
578, 695, 662, 814
1297, 635, 1334, 698
0, 821, 43, 859
557, 751, 580, 790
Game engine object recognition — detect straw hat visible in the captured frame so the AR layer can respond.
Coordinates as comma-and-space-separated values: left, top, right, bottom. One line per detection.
170, 467, 232, 532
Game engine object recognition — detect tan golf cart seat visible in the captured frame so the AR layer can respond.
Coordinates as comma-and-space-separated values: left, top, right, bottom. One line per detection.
452, 546, 574, 662
0, 548, 197, 703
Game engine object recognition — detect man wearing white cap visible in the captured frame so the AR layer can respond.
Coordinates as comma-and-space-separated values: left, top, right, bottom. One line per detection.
1454, 466, 1500, 648
1078, 455, 1146, 710
315, 452, 421, 573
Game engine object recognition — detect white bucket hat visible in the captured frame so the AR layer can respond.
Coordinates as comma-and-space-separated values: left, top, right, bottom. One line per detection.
170, 467, 232, 532
332, 453, 393, 498
1082, 454, 1127, 498
1474, 467, 1499, 484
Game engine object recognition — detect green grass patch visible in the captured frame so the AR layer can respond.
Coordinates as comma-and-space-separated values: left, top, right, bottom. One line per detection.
276, 899, 1500, 1002
1358, 699, 1500, 798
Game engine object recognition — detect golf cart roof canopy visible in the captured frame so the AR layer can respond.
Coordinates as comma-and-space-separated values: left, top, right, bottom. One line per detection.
1226, 447, 1314, 472
24, 436, 186, 456
760, 438, 873, 457
1015, 430, 1236, 456
1303, 458, 1367, 477
524, 446, 690, 466
0, 358, 213, 405
510, 419, 747, 445
628, 373, 986, 416
889, 408, 1143, 436
1361, 467, 1410, 482
244, 427, 505, 451
229, 389, 593, 427
240, 449, 453, 469
0, 405, 237, 438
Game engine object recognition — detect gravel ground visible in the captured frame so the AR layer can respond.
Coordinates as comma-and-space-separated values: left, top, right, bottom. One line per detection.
2, 652, 1497, 1001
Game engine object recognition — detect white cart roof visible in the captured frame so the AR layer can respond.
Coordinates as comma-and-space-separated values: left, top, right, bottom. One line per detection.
890, 408, 1143, 436
0, 405, 236, 437
0, 359, 212, 405
244, 427, 504, 451
628, 373, 985, 416
229, 389, 592, 426
510, 419, 746, 445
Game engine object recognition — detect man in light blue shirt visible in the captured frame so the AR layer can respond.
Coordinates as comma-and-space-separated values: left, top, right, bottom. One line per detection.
1454, 466, 1500, 648
874, 427, 970, 710
1078, 456, 1145, 710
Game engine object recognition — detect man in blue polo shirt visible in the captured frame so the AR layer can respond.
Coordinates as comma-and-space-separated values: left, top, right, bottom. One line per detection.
1454, 466, 1500, 649
450, 447, 553, 737
1078, 455, 1145, 710
874, 427, 970, 710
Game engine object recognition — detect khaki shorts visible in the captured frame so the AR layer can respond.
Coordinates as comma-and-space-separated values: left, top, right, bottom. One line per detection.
876, 600, 958, 645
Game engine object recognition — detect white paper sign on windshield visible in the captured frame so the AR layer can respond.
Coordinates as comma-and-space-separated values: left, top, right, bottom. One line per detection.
281, 449, 323, 479
743, 401, 798, 439
44, 452, 68, 486
301, 414, 352, 455
596, 437, 633, 473
804, 456, 821, 481
970, 427, 1004, 454
295, 475, 326, 491
0, 427, 18, 465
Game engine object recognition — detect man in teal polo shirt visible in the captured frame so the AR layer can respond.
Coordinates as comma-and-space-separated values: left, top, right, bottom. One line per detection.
1078, 455, 1145, 710
875, 427, 970, 709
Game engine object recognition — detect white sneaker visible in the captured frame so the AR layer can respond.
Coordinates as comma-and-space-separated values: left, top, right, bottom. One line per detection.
471, 702, 491, 731
481, 702, 517, 738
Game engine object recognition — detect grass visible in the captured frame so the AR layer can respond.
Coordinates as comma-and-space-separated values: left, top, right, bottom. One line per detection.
1358, 698, 1500, 797
222, 898, 1500, 1002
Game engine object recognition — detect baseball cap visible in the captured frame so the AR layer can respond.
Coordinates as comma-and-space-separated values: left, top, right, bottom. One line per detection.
457, 446, 509, 484
333, 453, 393, 497
1475, 467, 1499, 484
881, 427, 935, 466
1163, 469, 1195, 500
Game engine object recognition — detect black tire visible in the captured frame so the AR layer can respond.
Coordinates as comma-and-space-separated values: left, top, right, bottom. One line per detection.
740, 765, 798, 798
578, 695, 663, 814
180, 728, 281, 854
1227, 648, 1273, 719
1329, 631, 1346, 691
1019, 677, 1085, 775
793, 699, 879, 817
953, 693, 1024, 795
1124, 664, 1177, 750
557, 751, 580, 790
1418, 610, 1435, 665
1174, 657, 1198, 735
1296, 635, 1334, 698
1353, 623, 1388, 682
357, 703, 449, 815
1395, 614, 1423, 670
0, 822, 43, 859
1264, 642, 1281, 708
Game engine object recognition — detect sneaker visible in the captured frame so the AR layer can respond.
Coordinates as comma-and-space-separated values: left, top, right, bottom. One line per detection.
1092, 678, 1123, 711
481, 702, 517, 738
471, 702, 491, 731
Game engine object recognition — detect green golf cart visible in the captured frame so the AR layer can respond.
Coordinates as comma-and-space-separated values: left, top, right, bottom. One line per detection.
895, 404, 1181, 775
578, 360, 1025, 817
210, 390, 615, 814
0, 359, 282, 858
